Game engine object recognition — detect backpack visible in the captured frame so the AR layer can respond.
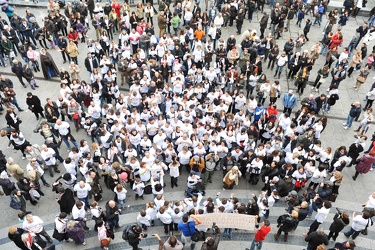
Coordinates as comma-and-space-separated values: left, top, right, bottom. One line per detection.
122, 225, 133, 241
10, 195, 21, 210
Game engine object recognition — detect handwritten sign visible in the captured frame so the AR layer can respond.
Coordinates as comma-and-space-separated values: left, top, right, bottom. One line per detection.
195, 213, 257, 230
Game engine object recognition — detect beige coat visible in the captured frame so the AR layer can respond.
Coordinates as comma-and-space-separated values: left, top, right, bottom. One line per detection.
6, 163, 24, 180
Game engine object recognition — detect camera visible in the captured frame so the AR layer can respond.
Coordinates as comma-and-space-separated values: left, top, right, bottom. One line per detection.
336, 207, 342, 215
212, 222, 219, 235
141, 233, 148, 238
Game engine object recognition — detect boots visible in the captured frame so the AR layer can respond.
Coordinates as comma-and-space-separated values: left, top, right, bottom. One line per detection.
274, 233, 280, 241
274, 72, 277, 78
284, 234, 288, 242
354, 127, 360, 132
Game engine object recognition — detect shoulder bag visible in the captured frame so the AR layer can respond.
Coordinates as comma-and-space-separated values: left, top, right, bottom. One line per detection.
187, 222, 200, 242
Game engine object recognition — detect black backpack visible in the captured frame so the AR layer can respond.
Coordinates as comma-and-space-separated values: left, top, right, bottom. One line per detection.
122, 225, 133, 241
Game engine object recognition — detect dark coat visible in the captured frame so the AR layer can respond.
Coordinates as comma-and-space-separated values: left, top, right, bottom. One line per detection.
355, 153, 375, 174
305, 231, 329, 248
276, 178, 290, 197
0, 178, 16, 195
105, 201, 120, 221
8, 228, 28, 250
58, 188, 75, 214
26, 95, 44, 113
40, 52, 59, 79
11, 62, 24, 77
329, 213, 350, 233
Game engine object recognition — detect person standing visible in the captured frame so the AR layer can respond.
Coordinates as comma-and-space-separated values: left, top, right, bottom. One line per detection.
22, 214, 53, 243
40, 144, 60, 177
54, 119, 79, 151
246, 219, 271, 250
282, 90, 297, 114
178, 214, 202, 250
57, 34, 70, 64
352, 150, 375, 180
327, 211, 350, 241
158, 12, 167, 38
74, 181, 91, 210
8, 226, 29, 250
26, 92, 44, 120
11, 60, 27, 88
342, 102, 362, 130
344, 210, 372, 239
304, 229, 329, 250
306, 201, 332, 235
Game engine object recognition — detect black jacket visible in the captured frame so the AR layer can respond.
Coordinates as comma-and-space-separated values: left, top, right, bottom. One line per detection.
329, 213, 350, 232
305, 231, 329, 248
58, 188, 75, 214
84, 57, 99, 73
275, 178, 290, 197
11, 62, 24, 77
105, 201, 120, 221
8, 228, 28, 250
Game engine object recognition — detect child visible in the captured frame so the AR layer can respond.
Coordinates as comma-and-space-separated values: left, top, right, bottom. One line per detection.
146, 202, 157, 226
137, 209, 151, 231
156, 206, 173, 235
154, 194, 165, 211
132, 177, 145, 200
171, 207, 184, 231
114, 184, 127, 209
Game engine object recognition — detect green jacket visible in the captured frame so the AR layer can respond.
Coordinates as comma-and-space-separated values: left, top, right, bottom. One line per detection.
1, 39, 13, 55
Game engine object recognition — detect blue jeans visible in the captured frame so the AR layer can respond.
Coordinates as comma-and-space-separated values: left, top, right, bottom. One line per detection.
118, 198, 126, 209
322, 102, 331, 111
345, 115, 355, 128
223, 228, 232, 238
250, 239, 263, 250
275, 65, 284, 73
344, 227, 360, 239
61, 134, 78, 150
78, 196, 90, 211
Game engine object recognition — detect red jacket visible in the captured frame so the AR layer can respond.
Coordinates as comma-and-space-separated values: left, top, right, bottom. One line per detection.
68, 31, 79, 42
254, 225, 271, 241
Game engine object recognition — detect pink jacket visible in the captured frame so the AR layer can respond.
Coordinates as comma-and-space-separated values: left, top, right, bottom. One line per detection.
27, 50, 39, 61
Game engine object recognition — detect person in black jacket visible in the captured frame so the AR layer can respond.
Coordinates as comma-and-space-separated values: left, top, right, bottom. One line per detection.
105, 200, 121, 228
84, 52, 99, 74
11, 60, 27, 88
26, 92, 44, 120
56, 186, 75, 214
342, 102, 362, 130
8, 226, 28, 250
57, 34, 70, 63
274, 210, 299, 242
305, 229, 329, 250
201, 224, 220, 250
328, 211, 350, 241
270, 176, 290, 197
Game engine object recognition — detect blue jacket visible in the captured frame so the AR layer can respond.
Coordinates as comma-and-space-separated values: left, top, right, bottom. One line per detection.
282, 93, 297, 109
297, 10, 305, 20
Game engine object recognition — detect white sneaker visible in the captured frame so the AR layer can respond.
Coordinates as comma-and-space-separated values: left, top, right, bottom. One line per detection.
82, 242, 86, 245
311, 86, 315, 90
315, 88, 319, 92
344, 126, 349, 130
22, 156, 25, 160
342, 123, 347, 126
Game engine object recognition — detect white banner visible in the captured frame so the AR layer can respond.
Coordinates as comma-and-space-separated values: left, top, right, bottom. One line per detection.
195, 213, 257, 230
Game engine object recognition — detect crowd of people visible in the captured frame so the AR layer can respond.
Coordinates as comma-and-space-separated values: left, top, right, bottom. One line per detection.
0, 0, 375, 249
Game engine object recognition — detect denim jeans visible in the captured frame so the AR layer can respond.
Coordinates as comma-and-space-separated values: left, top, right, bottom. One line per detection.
118, 198, 126, 209
223, 228, 233, 238
345, 115, 355, 128
275, 65, 284, 73
78, 196, 90, 210
345, 227, 360, 239
322, 102, 331, 111
61, 134, 79, 150
250, 239, 263, 250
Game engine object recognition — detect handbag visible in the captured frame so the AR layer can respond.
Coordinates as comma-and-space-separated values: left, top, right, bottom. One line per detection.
329, 193, 337, 202
357, 75, 366, 83
10, 196, 21, 210
361, 219, 370, 235
52, 228, 66, 242
100, 238, 111, 247
188, 222, 200, 242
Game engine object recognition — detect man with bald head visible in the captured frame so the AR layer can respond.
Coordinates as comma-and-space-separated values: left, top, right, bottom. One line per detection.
105, 200, 122, 228
74, 181, 91, 211
40, 144, 60, 177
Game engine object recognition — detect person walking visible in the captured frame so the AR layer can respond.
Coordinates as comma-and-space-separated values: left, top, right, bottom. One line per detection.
274, 210, 299, 242
342, 102, 362, 130
246, 219, 271, 250
26, 92, 45, 120
306, 201, 332, 235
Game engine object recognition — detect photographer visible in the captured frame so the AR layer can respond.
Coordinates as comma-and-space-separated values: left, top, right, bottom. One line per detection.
327, 209, 350, 241
125, 225, 147, 250
201, 223, 221, 250
154, 234, 183, 250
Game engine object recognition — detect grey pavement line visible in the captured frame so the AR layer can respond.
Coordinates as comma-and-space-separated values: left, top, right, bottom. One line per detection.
1, 197, 373, 246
